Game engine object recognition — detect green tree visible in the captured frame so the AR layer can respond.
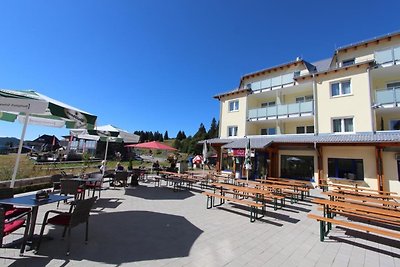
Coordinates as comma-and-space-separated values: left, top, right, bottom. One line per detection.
207, 117, 219, 138
164, 131, 169, 140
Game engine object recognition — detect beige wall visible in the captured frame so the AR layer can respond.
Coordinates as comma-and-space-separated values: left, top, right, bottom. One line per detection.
317, 68, 373, 133
283, 119, 314, 134
322, 146, 378, 189
219, 93, 248, 138
382, 151, 400, 193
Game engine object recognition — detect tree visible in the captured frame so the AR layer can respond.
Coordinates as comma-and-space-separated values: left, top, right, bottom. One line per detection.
193, 123, 207, 140
208, 117, 219, 138
164, 131, 169, 140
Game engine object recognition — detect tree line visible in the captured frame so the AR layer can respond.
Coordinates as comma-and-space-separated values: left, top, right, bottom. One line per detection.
133, 117, 219, 155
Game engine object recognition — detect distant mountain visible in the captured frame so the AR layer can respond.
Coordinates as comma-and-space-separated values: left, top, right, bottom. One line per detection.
0, 137, 20, 147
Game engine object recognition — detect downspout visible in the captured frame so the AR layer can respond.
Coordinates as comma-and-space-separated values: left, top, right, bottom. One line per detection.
312, 74, 318, 135
367, 66, 375, 132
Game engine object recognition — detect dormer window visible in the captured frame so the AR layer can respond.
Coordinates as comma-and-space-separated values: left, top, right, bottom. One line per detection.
342, 58, 355, 67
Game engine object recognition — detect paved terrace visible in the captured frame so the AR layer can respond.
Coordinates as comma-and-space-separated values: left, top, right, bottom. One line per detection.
1, 177, 399, 267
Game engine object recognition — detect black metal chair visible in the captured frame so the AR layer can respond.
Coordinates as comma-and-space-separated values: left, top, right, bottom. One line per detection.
51, 174, 63, 192
85, 173, 104, 198
36, 197, 97, 255
0, 207, 31, 256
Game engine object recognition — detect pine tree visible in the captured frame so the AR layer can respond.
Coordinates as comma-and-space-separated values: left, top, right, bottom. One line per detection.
208, 117, 219, 138
164, 131, 169, 140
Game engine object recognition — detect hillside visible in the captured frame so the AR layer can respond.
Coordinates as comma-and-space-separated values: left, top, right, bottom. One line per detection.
0, 137, 20, 147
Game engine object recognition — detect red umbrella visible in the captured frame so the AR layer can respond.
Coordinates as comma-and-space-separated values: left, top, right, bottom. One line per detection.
125, 141, 177, 151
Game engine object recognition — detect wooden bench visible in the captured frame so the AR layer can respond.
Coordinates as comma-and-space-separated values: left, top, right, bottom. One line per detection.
307, 213, 400, 241
202, 192, 264, 222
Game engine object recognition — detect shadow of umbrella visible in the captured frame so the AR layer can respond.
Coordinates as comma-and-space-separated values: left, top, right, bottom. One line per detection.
124, 185, 195, 200
34, 210, 203, 265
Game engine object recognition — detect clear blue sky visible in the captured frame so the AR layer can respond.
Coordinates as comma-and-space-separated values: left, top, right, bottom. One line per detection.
0, 0, 399, 140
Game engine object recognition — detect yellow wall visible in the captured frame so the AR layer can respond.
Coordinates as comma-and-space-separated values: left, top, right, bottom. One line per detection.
316, 68, 372, 133
382, 151, 400, 194
219, 93, 248, 138
283, 119, 314, 134
322, 146, 377, 189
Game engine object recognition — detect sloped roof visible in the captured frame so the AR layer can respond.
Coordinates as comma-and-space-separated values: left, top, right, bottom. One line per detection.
336, 30, 400, 52
210, 132, 400, 149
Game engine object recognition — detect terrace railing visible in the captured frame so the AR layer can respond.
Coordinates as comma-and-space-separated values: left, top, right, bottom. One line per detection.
248, 101, 313, 120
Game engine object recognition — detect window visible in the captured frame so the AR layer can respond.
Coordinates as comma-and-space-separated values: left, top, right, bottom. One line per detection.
261, 128, 276, 135
342, 58, 355, 67
228, 126, 238, 137
296, 95, 313, 103
261, 101, 275, 108
331, 80, 351, 97
228, 100, 239, 112
333, 118, 353, 133
296, 126, 314, 134
328, 158, 364, 180
281, 155, 314, 181
387, 81, 400, 89
390, 120, 400, 130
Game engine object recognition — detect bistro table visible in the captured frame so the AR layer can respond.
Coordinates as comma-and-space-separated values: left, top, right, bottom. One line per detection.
0, 193, 71, 250
71, 177, 103, 198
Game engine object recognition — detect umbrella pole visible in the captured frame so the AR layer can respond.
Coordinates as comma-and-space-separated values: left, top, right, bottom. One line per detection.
103, 137, 109, 176
246, 169, 249, 183
11, 113, 30, 188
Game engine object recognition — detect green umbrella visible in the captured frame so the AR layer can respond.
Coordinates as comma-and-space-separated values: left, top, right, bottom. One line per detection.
0, 89, 97, 187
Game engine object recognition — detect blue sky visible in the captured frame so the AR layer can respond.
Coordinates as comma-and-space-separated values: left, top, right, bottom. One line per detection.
0, 0, 399, 140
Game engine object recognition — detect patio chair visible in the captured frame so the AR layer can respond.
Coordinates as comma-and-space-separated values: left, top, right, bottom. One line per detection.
0, 207, 31, 256
113, 171, 128, 188
36, 197, 97, 256
51, 174, 63, 192
85, 173, 104, 198
57, 179, 84, 208
0, 188, 31, 220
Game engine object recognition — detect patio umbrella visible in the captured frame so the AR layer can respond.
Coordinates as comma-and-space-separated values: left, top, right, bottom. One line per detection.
125, 141, 177, 151
0, 89, 97, 187
245, 138, 252, 182
202, 141, 208, 174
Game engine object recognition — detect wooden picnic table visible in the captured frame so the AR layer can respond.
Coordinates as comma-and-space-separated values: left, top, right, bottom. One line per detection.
322, 191, 400, 210
329, 183, 398, 195
332, 188, 400, 201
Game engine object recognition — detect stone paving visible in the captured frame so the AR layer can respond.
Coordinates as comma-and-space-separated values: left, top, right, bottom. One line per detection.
1, 178, 399, 267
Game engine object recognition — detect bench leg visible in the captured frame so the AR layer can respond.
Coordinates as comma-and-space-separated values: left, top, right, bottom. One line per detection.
319, 221, 325, 241
273, 198, 277, 211
206, 195, 214, 209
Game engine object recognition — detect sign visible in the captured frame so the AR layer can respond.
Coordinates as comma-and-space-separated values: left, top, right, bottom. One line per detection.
233, 149, 245, 157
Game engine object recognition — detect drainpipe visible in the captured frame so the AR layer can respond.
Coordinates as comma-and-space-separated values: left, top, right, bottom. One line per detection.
367, 67, 375, 133
312, 74, 318, 135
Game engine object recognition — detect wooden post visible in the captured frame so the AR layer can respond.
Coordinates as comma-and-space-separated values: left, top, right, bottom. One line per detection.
375, 146, 384, 192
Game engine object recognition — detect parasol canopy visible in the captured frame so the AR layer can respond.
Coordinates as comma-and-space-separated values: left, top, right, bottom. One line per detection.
0, 89, 97, 187
125, 141, 177, 151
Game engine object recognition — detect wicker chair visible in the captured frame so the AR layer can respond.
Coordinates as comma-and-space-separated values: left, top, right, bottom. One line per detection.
57, 179, 84, 208
85, 173, 104, 198
0, 207, 31, 256
113, 171, 128, 188
36, 197, 97, 255
0, 188, 31, 220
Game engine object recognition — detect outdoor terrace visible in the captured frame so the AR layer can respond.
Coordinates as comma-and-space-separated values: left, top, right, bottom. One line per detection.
1, 175, 399, 267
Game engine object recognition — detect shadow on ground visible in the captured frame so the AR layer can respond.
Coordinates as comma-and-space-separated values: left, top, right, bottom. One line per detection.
30, 210, 203, 265
125, 185, 195, 200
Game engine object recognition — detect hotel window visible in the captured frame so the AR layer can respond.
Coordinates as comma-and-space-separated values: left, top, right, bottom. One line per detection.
331, 80, 351, 97
389, 120, 400, 130
328, 158, 364, 180
333, 118, 354, 133
342, 58, 355, 67
387, 81, 400, 89
261, 101, 276, 108
261, 128, 276, 135
296, 95, 313, 103
228, 100, 239, 112
296, 126, 314, 134
228, 126, 238, 137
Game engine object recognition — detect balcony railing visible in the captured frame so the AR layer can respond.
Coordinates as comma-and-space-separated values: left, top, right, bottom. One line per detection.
374, 46, 400, 66
375, 86, 400, 106
248, 101, 314, 120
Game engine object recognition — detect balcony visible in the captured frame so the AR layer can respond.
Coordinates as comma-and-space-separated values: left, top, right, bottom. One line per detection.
375, 86, 400, 107
374, 46, 400, 67
248, 101, 314, 121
